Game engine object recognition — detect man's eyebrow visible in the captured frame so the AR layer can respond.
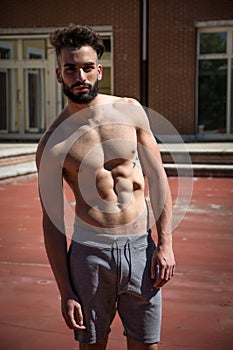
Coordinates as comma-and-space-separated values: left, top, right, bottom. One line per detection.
63, 63, 75, 67
63, 62, 95, 67
84, 62, 95, 66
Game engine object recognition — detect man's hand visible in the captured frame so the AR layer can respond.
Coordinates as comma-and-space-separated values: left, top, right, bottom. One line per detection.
151, 244, 176, 288
61, 298, 86, 330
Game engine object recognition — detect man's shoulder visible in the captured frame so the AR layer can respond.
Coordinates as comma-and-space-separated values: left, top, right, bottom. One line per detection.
98, 94, 140, 106
36, 129, 53, 168
36, 109, 69, 166
36, 120, 59, 154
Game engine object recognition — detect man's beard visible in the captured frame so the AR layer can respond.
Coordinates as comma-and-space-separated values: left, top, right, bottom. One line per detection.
62, 79, 99, 104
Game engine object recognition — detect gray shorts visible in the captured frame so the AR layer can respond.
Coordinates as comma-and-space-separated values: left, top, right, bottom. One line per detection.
68, 227, 162, 344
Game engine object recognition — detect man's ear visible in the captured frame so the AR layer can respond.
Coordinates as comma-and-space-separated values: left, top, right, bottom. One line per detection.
56, 67, 62, 83
97, 64, 103, 81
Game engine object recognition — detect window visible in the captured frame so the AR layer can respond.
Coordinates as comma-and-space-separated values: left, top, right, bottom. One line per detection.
197, 27, 233, 136
25, 45, 45, 132
24, 68, 45, 132
0, 37, 50, 138
0, 41, 16, 132
99, 35, 113, 95
0, 40, 17, 59
23, 39, 47, 59
0, 70, 8, 130
0, 28, 113, 140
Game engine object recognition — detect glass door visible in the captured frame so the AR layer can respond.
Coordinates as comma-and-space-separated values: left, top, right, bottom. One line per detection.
24, 40, 46, 133
25, 67, 45, 132
0, 37, 49, 138
0, 41, 17, 133
0, 69, 8, 131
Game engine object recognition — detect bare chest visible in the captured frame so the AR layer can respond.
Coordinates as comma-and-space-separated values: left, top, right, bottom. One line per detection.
63, 123, 137, 173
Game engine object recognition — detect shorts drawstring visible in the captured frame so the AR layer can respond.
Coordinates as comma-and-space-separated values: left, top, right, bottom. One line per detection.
124, 239, 132, 285
111, 240, 120, 294
112, 238, 132, 295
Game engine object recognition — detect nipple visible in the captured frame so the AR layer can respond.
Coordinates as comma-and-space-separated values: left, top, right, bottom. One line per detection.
133, 221, 139, 230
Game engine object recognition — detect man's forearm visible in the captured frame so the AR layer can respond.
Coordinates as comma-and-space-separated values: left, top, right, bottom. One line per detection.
43, 218, 74, 299
148, 175, 173, 245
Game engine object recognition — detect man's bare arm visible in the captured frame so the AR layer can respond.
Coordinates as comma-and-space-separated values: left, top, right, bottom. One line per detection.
137, 123, 176, 288
36, 140, 85, 329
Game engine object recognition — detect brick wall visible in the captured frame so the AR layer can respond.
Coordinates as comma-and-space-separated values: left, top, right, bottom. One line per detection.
1, 0, 141, 100
1, 0, 233, 135
149, 0, 233, 135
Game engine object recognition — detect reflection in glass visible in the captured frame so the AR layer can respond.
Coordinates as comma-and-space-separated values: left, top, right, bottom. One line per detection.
0, 40, 17, 59
101, 38, 111, 60
99, 67, 111, 94
200, 32, 227, 54
0, 68, 19, 132
231, 59, 233, 133
0, 70, 8, 130
23, 39, 46, 59
24, 68, 45, 132
198, 59, 227, 133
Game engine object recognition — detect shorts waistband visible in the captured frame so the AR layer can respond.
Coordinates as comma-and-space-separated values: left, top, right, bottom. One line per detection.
72, 222, 151, 248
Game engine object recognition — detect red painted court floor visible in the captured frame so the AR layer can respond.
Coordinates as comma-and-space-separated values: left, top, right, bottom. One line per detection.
0, 177, 232, 350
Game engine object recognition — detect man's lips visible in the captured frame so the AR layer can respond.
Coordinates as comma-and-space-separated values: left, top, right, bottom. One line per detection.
71, 84, 90, 92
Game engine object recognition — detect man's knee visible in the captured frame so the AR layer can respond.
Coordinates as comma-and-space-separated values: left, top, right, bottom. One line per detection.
127, 336, 158, 350
79, 335, 108, 350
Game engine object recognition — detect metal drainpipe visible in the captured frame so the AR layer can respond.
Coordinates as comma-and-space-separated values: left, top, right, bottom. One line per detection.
140, 0, 148, 107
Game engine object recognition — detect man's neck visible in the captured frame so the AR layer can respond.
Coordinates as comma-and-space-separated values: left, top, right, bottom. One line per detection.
67, 94, 101, 114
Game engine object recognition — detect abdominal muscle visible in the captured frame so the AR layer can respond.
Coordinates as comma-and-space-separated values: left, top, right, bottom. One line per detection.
66, 160, 149, 235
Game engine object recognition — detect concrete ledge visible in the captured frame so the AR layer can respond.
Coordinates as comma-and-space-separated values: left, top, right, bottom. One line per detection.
0, 144, 37, 158
0, 161, 37, 180
0, 160, 232, 183
160, 144, 233, 165
164, 163, 233, 170
0, 143, 232, 181
159, 142, 233, 153
164, 163, 233, 177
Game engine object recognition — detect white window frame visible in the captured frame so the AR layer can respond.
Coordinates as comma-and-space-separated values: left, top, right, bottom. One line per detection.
196, 23, 233, 139
0, 41, 15, 132
99, 32, 114, 95
0, 34, 55, 139
25, 47, 45, 132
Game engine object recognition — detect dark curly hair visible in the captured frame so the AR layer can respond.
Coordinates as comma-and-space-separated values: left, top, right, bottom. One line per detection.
49, 24, 105, 59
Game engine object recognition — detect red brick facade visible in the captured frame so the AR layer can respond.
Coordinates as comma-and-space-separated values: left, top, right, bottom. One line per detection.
1, 0, 233, 136
149, 0, 233, 134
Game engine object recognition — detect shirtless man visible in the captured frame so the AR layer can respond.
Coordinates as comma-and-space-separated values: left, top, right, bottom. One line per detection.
36, 24, 176, 350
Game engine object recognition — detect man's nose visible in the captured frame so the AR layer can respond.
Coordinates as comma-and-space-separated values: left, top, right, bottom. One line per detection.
75, 68, 86, 82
